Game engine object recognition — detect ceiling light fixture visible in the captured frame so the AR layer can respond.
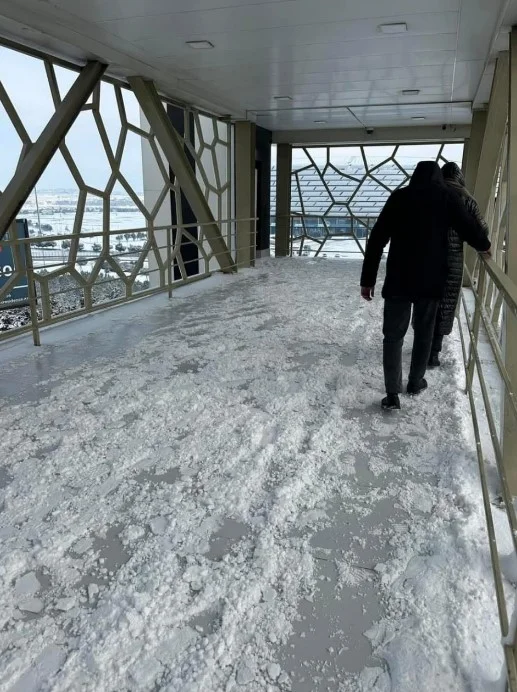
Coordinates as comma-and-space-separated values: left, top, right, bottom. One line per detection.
402, 89, 420, 96
411, 116, 426, 121
186, 40, 214, 49
274, 95, 292, 101
379, 22, 407, 34
314, 120, 327, 124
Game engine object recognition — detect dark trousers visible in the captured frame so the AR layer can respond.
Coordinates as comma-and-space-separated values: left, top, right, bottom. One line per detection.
431, 329, 444, 355
383, 298, 439, 394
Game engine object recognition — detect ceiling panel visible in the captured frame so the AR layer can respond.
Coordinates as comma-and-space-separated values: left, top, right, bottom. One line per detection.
51, 0, 460, 24
350, 103, 472, 126
181, 63, 456, 89
99, 3, 461, 43
0, 0, 511, 131
134, 12, 458, 59
177, 51, 458, 82
150, 36, 459, 73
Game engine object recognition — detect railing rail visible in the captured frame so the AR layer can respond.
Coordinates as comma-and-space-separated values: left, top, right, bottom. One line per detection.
458, 258, 517, 686
0, 216, 258, 345
288, 213, 376, 257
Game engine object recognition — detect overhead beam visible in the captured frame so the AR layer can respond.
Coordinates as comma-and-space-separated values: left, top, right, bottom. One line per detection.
0, 60, 106, 241
129, 76, 236, 274
272, 125, 470, 146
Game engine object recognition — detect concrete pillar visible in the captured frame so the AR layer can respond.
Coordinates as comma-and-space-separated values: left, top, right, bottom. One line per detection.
503, 28, 517, 495
275, 143, 292, 257
235, 121, 256, 268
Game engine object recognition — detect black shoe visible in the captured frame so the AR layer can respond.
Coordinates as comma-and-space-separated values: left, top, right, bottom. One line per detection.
382, 394, 401, 410
428, 353, 440, 368
407, 378, 428, 396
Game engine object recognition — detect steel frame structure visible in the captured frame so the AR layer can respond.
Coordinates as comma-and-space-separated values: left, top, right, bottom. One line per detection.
0, 42, 254, 344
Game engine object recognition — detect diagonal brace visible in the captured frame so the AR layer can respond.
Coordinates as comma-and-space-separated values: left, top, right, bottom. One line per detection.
128, 76, 236, 273
0, 61, 107, 241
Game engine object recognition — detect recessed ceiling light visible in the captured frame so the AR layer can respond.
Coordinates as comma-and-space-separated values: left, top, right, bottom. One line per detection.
274, 96, 292, 101
411, 116, 426, 121
379, 22, 407, 34
402, 89, 420, 96
314, 120, 327, 124
186, 40, 214, 49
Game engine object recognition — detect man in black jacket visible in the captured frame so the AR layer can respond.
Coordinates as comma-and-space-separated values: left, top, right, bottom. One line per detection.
360, 160, 491, 410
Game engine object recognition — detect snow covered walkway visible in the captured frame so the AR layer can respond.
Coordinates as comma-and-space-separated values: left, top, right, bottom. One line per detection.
0, 259, 503, 691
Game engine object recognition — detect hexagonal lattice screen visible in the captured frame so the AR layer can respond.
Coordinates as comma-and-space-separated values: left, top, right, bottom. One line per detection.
271, 143, 464, 258
0, 45, 233, 336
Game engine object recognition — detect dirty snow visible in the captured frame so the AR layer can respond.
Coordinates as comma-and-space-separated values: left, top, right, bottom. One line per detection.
0, 258, 510, 691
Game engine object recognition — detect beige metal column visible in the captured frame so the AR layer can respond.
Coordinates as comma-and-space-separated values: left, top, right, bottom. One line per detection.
275, 143, 292, 257
0, 61, 106, 241
463, 110, 488, 285
129, 76, 236, 273
464, 110, 488, 189
503, 28, 517, 495
235, 121, 256, 268
474, 53, 509, 215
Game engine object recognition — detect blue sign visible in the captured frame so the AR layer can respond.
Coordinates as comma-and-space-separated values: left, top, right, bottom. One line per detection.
0, 219, 29, 308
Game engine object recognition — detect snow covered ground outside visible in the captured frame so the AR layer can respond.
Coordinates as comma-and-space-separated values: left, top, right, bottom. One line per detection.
0, 258, 512, 691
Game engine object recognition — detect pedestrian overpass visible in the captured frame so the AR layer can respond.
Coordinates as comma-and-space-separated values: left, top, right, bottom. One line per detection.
1, 1, 517, 690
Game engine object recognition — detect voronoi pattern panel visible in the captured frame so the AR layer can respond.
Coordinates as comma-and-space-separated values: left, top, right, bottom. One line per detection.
0, 45, 233, 337
183, 110, 233, 265
272, 142, 463, 258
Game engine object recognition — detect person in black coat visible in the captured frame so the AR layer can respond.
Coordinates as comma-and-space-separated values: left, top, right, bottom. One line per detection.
360, 160, 491, 410
427, 162, 490, 367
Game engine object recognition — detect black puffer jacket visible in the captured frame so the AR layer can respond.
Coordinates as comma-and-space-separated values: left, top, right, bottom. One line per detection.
436, 162, 489, 335
360, 161, 491, 300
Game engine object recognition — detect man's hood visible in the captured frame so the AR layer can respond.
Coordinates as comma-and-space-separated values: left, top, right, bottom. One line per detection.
409, 161, 444, 187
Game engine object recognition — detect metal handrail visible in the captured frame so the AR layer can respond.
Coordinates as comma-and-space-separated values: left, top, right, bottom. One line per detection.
0, 217, 258, 246
0, 219, 259, 345
458, 253, 517, 689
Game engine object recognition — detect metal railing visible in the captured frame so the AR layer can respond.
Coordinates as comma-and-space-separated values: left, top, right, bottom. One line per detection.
288, 214, 375, 257
457, 254, 517, 688
0, 217, 257, 345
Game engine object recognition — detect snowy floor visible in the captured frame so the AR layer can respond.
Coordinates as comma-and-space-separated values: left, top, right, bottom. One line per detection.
0, 258, 507, 691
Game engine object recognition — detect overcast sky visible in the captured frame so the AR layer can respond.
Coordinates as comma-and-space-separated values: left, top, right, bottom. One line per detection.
0, 46, 144, 193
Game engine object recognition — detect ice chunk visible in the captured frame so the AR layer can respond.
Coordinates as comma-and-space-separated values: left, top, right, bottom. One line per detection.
88, 584, 99, 602
129, 656, 162, 687
155, 627, 197, 665
72, 537, 93, 555
10, 645, 66, 692
150, 516, 168, 535
55, 597, 76, 612
15, 572, 41, 597
236, 662, 255, 685
262, 587, 277, 603
19, 598, 44, 614
267, 663, 281, 680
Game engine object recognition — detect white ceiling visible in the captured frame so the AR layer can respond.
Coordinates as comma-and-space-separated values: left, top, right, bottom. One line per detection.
0, 0, 515, 132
